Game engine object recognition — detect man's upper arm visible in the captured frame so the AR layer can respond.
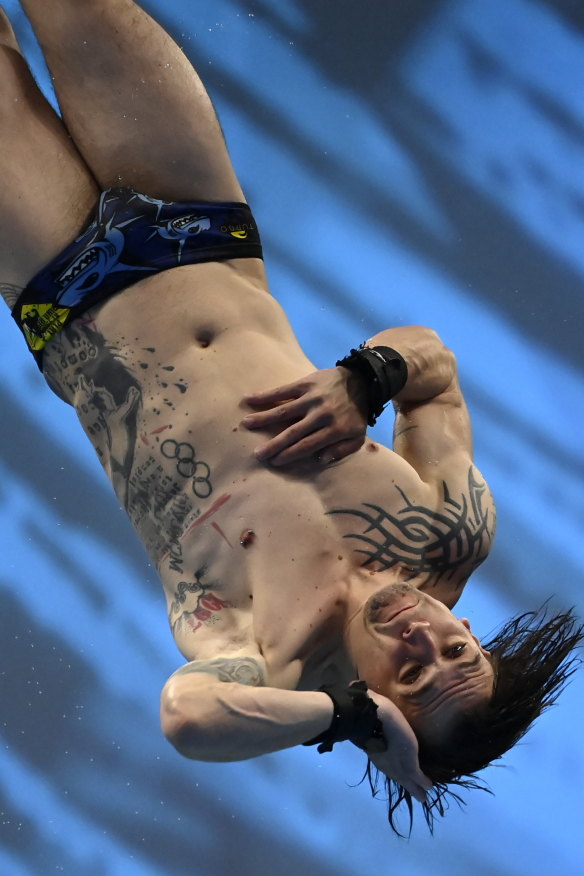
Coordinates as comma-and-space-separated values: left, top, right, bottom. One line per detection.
160, 651, 334, 762
160, 649, 269, 748
364, 324, 473, 480
390, 375, 496, 600
392, 374, 473, 483
168, 652, 268, 688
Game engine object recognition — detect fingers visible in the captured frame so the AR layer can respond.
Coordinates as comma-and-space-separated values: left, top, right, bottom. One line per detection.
368, 752, 432, 805
241, 374, 366, 467
318, 436, 364, 466
253, 421, 322, 464
411, 787, 428, 805
243, 380, 307, 406
388, 773, 430, 806
400, 770, 433, 805
254, 422, 363, 466
370, 761, 428, 805
241, 397, 309, 430
412, 773, 433, 804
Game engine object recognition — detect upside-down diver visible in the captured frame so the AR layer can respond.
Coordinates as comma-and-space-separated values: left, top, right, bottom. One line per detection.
1, 0, 581, 834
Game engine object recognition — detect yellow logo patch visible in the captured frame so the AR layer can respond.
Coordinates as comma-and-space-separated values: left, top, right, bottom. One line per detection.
19, 303, 71, 351
220, 222, 254, 240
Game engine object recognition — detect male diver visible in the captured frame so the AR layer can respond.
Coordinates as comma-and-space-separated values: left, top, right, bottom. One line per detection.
1, 0, 580, 833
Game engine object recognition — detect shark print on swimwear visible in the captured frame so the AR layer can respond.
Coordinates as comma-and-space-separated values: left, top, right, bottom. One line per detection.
11, 187, 262, 368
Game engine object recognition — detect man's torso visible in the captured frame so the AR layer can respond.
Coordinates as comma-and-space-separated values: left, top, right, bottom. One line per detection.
41, 260, 493, 687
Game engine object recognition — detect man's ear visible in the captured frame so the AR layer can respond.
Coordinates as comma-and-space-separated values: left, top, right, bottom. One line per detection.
460, 617, 491, 657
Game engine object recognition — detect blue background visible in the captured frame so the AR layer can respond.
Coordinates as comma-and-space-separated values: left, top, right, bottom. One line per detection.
1, 1, 583, 874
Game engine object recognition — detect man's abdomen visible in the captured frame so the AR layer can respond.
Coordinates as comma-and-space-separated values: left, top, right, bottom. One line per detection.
40, 261, 315, 568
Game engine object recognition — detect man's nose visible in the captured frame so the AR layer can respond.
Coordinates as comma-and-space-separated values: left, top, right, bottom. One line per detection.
402, 621, 432, 638
402, 621, 435, 653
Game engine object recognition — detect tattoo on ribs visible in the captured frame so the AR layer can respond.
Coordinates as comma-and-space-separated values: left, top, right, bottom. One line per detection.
393, 423, 418, 441
161, 439, 213, 499
41, 320, 216, 566
173, 657, 266, 686
327, 467, 494, 587
169, 565, 230, 636
43, 320, 142, 507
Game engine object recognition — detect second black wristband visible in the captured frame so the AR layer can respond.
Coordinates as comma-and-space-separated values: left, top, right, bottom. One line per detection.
302, 681, 388, 754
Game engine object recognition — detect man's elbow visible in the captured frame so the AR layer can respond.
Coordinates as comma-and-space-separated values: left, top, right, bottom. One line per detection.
160, 678, 237, 762
367, 325, 454, 368
160, 680, 200, 759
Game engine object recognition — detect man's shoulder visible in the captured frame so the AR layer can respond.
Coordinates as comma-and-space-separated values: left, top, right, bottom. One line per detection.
327, 454, 495, 600
415, 463, 497, 607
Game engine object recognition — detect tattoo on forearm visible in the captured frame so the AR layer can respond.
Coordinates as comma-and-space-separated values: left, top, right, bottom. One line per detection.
173, 657, 266, 686
327, 467, 495, 587
169, 564, 230, 636
0, 282, 24, 308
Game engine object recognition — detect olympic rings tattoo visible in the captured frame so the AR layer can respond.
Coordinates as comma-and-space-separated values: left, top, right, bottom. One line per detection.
160, 439, 213, 499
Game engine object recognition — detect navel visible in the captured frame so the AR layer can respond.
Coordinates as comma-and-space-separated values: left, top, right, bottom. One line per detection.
196, 329, 215, 348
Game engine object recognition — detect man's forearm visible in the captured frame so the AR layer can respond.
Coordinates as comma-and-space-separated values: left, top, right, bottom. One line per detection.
161, 674, 334, 762
365, 325, 456, 405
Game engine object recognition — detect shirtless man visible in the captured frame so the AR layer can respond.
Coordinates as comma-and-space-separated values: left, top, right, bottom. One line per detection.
2, 0, 580, 833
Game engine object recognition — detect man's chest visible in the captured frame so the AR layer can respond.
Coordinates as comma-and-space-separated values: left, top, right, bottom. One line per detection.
167, 450, 491, 663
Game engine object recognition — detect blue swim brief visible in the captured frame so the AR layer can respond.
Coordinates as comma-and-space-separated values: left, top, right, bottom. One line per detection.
11, 187, 263, 369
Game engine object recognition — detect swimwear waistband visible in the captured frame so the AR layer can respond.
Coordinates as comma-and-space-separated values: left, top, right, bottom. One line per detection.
12, 187, 263, 369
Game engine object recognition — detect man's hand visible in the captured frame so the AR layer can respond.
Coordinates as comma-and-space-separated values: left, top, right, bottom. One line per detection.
362, 690, 432, 805
241, 367, 369, 466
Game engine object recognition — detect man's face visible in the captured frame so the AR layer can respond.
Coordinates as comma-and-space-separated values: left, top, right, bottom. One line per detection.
348, 582, 494, 742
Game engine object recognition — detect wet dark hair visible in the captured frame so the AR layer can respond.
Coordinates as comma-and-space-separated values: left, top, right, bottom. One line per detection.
364, 604, 583, 837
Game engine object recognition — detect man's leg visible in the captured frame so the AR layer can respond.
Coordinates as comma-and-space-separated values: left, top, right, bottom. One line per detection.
0, 8, 99, 307
19, 0, 246, 204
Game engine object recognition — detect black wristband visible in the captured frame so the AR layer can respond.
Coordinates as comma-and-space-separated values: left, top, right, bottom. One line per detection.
336, 344, 408, 427
302, 681, 388, 754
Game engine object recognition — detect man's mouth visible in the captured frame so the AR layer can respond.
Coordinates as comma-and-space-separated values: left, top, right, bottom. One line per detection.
386, 603, 418, 623
364, 582, 421, 626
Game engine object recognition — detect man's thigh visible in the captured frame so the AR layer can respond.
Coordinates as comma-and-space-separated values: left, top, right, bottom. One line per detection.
0, 10, 99, 298
19, 0, 245, 204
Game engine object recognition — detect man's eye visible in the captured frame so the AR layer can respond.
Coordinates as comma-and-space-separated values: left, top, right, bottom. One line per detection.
446, 644, 467, 658
401, 666, 422, 684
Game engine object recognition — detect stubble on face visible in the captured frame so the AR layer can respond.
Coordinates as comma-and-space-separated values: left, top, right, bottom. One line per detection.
363, 581, 421, 626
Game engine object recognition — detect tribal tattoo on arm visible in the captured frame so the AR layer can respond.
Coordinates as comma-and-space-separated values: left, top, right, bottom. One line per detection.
171, 656, 267, 686
327, 466, 495, 589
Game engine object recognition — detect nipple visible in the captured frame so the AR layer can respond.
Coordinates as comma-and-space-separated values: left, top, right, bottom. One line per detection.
240, 529, 256, 548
